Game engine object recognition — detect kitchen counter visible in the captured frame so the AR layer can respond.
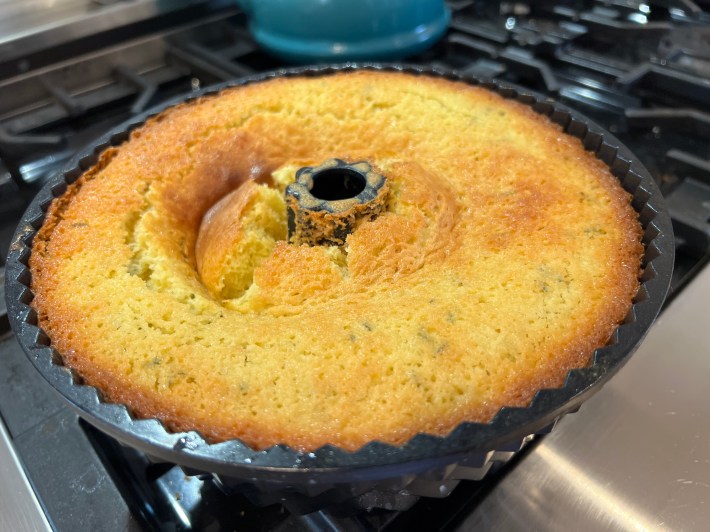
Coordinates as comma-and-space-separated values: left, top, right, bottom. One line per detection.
0, 408, 51, 531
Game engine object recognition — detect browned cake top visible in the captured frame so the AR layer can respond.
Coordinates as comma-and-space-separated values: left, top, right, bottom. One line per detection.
30, 71, 643, 451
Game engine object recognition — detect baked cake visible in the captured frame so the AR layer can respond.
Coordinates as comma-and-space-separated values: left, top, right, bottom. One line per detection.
29, 71, 643, 451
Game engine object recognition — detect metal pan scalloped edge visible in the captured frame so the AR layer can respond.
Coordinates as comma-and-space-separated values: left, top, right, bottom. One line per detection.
4, 64, 674, 511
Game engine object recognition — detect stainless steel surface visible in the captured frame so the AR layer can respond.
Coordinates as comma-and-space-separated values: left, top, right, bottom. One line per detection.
0, 267, 6, 323
458, 262, 710, 531
0, 415, 52, 532
0, 0, 214, 63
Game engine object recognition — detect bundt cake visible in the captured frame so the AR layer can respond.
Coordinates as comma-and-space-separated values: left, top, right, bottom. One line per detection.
29, 70, 643, 451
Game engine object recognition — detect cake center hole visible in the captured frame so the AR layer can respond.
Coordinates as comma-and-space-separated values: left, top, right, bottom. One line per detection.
309, 168, 367, 201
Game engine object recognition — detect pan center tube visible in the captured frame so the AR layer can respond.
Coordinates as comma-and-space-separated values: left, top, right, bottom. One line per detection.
285, 159, 389, 246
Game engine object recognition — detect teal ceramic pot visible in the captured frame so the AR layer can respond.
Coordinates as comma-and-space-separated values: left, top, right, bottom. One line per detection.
236, 0, 450, 63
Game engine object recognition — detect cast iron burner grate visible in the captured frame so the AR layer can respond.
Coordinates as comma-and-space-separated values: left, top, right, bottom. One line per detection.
80, 418, 516, 530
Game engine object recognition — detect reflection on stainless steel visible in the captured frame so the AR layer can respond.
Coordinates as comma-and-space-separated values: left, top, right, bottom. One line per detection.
0, 417, 51, 532
0, 0, 225, 63
458, 262, 710, 531
0, 268, 6, 327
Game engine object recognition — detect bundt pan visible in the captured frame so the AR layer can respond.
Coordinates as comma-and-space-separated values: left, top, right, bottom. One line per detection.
5, 64, 674, 515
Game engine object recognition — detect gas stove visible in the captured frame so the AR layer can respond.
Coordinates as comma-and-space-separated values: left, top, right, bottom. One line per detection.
1, 1, 709, 530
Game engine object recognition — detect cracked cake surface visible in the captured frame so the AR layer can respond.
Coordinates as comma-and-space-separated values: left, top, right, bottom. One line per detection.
29, 71, 643, 451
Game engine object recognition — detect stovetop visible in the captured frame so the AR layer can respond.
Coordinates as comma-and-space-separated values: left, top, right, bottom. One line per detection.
1, 1, 709, 530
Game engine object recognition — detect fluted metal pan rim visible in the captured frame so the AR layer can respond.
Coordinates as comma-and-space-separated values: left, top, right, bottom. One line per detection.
5, 63, 674, 483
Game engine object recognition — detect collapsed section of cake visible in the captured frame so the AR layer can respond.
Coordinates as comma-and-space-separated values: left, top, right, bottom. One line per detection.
196, 181, 286, 299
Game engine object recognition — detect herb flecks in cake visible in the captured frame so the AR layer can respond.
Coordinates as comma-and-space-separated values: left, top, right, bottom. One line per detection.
30, 72, 642, 451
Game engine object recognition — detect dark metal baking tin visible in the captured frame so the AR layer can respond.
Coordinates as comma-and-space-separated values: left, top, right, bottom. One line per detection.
5, 64, 673, 503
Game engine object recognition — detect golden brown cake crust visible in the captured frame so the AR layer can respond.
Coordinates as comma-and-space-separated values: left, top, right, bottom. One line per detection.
30, 71, 643, 451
